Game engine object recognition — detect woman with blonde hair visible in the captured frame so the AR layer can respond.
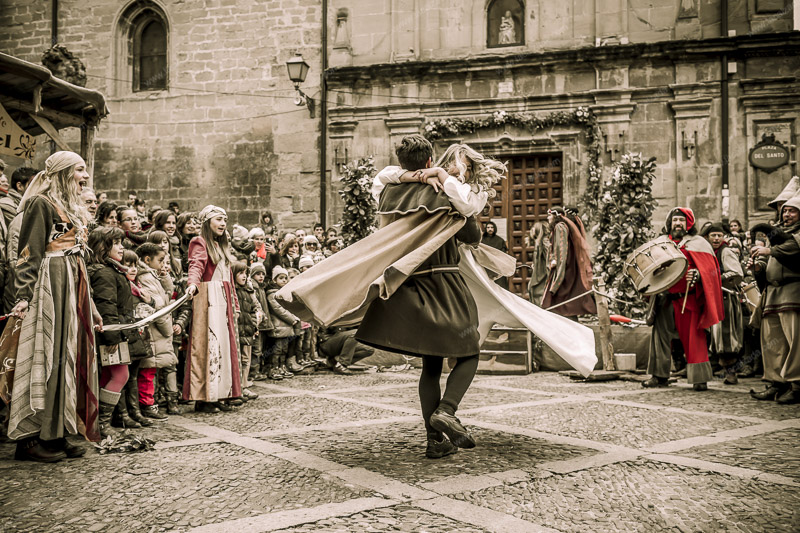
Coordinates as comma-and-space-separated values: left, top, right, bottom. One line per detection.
184, 205, 242, 413
8, 151, 102, 462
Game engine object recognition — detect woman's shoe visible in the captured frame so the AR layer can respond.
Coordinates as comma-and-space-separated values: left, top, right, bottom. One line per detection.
429, 408, 476, 449
194, 401, 220, 414
425, 436, 458, 459
692, 382, 708, 391
14, 438, 66, 463
214, 401, 233, 412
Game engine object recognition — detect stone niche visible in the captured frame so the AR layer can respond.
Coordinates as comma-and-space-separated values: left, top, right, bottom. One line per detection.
487, 0, 525, 48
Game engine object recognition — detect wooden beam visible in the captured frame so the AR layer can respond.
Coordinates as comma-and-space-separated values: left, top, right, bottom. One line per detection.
29, 114, 72, 152
80, 123, 96, 182
594, 278, 616, 371
0, 94, 84, 128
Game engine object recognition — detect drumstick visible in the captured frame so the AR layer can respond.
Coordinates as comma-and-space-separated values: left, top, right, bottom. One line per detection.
681, 290, 689, 314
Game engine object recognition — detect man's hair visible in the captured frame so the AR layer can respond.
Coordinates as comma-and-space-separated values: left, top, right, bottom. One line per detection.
135, 242, 165, 262
395, 134, 433, 171
11, 167, 37, 191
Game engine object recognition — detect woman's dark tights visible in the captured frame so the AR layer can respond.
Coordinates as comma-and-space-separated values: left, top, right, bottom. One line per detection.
418, 354, 479, 436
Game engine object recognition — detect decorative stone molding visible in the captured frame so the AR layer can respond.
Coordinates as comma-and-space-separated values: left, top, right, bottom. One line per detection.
328, 119, 359, 140
668, 98, 713, 119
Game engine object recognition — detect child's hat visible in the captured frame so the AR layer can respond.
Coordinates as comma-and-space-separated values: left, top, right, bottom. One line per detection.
298, 255, 314, 269
303, 235, 319, 246
271, 265, 289, 280
249, 262, 266, 276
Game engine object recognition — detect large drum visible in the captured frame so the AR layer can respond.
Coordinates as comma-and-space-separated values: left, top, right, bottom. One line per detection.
624, 236, 688, 295
742, 281, 761, 314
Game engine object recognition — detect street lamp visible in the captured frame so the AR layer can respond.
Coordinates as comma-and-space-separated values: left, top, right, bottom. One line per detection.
285, 53, 315, 117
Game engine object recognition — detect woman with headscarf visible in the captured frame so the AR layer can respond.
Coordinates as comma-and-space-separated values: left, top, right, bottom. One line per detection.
541, 207, 597, 317
184, 205, 242, 413
526, 221, 550, 305
7, 151, 102, 462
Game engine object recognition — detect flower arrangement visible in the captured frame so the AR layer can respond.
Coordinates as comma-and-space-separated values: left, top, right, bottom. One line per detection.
339, 157, 378, 246
591, 153, 658, 319
422, 107, 603, 222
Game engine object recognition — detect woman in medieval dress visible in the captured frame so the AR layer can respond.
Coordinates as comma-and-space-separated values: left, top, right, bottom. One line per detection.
8, 151, 102, 462
184, 205, 242, 413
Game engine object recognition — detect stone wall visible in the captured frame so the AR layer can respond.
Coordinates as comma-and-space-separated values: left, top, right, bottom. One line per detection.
326, 0, 799, 231
0, 0, 324, 229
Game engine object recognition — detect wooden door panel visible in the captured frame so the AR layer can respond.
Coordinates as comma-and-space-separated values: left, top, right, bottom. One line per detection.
480, 152, 563, 296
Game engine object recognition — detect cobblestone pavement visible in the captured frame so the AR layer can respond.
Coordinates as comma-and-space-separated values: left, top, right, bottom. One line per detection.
1, 370, 798, 532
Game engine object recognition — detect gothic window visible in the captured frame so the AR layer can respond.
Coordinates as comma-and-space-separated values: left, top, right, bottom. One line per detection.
487, 0, 524, 48
115, 1, 169, 94
135, 18, 167, 91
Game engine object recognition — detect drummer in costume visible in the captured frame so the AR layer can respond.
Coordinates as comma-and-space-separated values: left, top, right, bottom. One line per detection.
702, 223, 744, 385
643, 208, 723, 390
184, 205, 242, 413
542, 207, 597, 318
749, 192, 800, 404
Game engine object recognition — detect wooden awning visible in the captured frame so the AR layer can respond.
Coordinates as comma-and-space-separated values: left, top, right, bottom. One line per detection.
0, 52, 107, 134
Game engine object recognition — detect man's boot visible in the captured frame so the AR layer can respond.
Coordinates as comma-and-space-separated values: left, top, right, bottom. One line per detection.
112, 390, 142, 428
166, 392, 185, 415
280, 356, 294, 378
777, 383, 800, 405
723, 366, 738, 385
642, 376, 669, 388
750, 381, 786, 401
126, 383, 153, 427
140, 403, 168, 420
286, 355, 305, 373
425, 432, 458, 459
98, 389, 122, 438
14, 436, 66, 463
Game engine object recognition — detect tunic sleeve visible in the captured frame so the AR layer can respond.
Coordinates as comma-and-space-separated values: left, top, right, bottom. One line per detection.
187, 237, 208, 286
771, 236, 800, 272
14, 197, 54, 303
720, 247, 744, 286
550, 223, 569, 293
442, 176, 488, 217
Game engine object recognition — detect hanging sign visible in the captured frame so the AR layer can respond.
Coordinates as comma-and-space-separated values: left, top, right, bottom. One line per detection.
0, 103, 35, 160
749, 133, 789, 173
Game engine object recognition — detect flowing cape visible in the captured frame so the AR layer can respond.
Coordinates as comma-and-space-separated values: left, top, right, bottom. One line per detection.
277, 208, 466, 327
683, 237, 724, 330
277, 206, 597, 376
459, 245, 597, 377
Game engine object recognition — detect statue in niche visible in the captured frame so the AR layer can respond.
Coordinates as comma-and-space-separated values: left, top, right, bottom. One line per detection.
499, 11, 516, 44
487, 0, 523, 48
678, 0, 698, 19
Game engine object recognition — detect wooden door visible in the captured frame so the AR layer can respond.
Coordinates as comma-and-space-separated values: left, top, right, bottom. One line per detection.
480, 153, 563, 296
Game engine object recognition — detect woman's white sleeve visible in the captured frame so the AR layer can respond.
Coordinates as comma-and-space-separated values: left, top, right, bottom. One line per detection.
371, 166, 406, 202
442, 176, 488, 217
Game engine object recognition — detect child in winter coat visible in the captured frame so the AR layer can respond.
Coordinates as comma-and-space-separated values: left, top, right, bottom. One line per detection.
87, 227, 145, 437
266, 266, 303, 378
232, 261, 259, 401
248, 262, 273, 380
134, 242, 181, 417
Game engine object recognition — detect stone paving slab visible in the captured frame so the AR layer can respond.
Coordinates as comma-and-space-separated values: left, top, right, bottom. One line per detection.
264, 422, 596, 484
471, 401, 754, 449
329, 385, 541, 412
181, 396, 402, 434
482, 373, 646, 394
0, 443, 379, 533
452, 459, 800, 533
261, 372, 418, 392
272, 503, 490, 532
678, 428, 800, 481
618, 389, 800, 421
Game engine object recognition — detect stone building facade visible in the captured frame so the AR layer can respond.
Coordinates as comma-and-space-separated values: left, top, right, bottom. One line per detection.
325, 0, 800, 293
0, 0, 324, 228
1, 1, 799, 287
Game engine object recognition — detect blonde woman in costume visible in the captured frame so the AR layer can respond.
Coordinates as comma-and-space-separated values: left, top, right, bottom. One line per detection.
184, 205, 242, 413
8, 151, 102, 462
